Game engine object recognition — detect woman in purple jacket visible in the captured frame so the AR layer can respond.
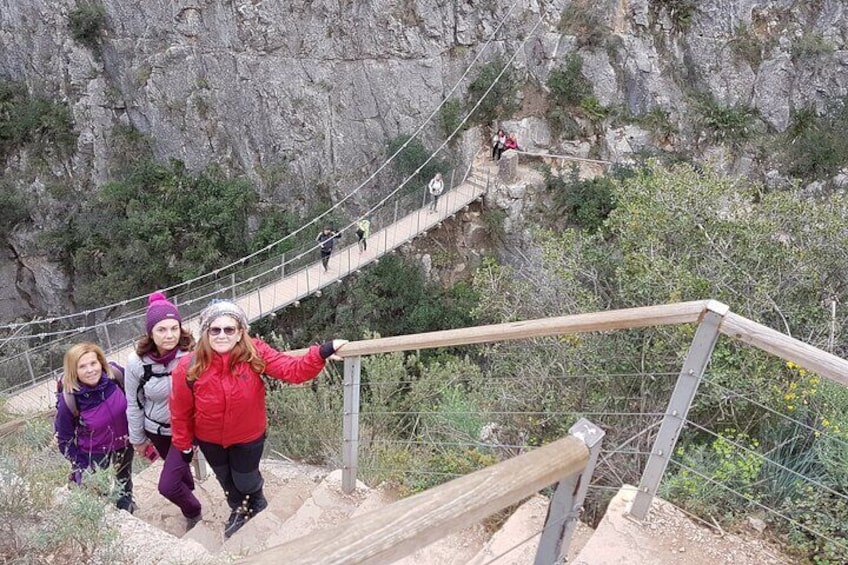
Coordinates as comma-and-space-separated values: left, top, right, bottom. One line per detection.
55, 342, 135, 512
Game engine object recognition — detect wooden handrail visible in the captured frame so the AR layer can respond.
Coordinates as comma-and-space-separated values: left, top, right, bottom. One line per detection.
295, 300, 714, 357
719, 312, 848, 387
244, 435, 590, 565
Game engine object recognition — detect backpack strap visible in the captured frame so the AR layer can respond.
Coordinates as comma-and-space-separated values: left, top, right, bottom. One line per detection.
137, 363, 174, 431
136, 364, 172, 410
106, 362, 125, 392
59, 383, 79, 419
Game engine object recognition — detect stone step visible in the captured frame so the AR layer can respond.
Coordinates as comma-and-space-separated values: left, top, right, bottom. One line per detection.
265, 469, 374, 547
571, 485, 789, 565
393, 523, 487, 565
131, 457, 331, 555
467, 495, 594, 565
109, 506, 212, 564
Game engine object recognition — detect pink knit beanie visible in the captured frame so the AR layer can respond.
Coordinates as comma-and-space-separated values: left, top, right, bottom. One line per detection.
145, 292, 182, 335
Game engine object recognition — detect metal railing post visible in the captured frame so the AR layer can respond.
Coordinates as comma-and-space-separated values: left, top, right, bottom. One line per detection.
280, 252, 286, 277
231, 273, 237, 299
24, 350, 35, 384
342, 356, 362, 494
193, 449, 208, 481
103, 324, 112, 350
534, 418, 605, 565
630, 304, 728, 519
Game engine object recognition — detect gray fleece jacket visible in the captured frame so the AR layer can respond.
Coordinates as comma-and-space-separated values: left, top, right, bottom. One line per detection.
124, 349, 191, 444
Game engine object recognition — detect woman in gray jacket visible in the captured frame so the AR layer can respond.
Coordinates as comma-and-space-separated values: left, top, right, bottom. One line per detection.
125, 292, 202, 529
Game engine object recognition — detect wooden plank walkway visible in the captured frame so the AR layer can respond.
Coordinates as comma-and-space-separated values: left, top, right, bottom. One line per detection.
5, 162, 490, 413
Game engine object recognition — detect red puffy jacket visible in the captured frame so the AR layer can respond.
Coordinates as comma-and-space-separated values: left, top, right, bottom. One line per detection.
170, 339, 326, 450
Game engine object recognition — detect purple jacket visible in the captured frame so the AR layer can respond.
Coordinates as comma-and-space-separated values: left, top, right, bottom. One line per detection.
55, 373, 130, 472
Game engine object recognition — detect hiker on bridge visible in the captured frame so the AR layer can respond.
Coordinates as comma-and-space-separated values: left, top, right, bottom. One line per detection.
125, 292, 202, 531
316, 226, 340, 271
356, 218, 371, 252
55, 342, 135, 513
169, 299, 348, 538
428, 172, 444, 212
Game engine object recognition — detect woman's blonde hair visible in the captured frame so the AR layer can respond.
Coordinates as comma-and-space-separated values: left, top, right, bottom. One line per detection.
187, 317, 265, 382
63, 342, 113, 392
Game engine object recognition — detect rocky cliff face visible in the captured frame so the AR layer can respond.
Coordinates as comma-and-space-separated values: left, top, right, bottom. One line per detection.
1, 0, 846, 321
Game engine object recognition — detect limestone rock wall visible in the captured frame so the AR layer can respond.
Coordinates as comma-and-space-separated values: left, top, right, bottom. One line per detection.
1, 0, 846, 320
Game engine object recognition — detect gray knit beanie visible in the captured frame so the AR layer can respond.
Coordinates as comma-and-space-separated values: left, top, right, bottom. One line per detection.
199, 300, 250, 335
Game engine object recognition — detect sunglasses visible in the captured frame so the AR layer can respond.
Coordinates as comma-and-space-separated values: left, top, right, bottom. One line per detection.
208, 326, 238, 336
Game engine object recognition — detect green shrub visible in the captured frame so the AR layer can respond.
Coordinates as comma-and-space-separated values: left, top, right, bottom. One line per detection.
68, 4, 106, 51
662, 429, 763, 521
439, 97, 465, 140
785, 102, 848, 181
631, 107, 676, 141
265, 376, 344, 464
385, 135, 449, 189
47, 158, 261, 306
791, 32, 835, 62
0, 80, 76, 159
0, 181, 29, 239
543, 164, 623, 232
466, 57, 519, 126
547, 54, 591, 107
108, 124, 152, 175
481, 205, 507, 242
579, 96, 609, 123
546, 106, 581, 139
559, 1, 608, 48
0, 419, 127, 562
406, 447, 497, 493
696, 96, 756, 146
650, 0, 696, 32
778, 486, 848, 564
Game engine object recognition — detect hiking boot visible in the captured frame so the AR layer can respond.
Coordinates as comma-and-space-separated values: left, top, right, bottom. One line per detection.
247, 491, 268, 517
186, 514, 202, 532
223, 508, 249, 539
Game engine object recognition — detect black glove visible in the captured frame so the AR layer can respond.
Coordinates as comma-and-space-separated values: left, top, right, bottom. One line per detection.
319, 340, 336, 360
181, 449, 194, 464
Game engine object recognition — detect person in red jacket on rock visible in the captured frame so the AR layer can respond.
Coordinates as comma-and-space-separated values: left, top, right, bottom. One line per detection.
170, 299, 347, 538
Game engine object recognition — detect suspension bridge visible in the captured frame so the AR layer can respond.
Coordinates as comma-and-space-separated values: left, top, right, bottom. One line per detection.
1, 152, 496, 413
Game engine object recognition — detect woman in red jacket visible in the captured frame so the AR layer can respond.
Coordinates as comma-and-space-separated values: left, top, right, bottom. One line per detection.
170, 300, 346, 538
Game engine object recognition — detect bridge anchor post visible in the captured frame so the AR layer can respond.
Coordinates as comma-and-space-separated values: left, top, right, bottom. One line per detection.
534, 418, 605, 565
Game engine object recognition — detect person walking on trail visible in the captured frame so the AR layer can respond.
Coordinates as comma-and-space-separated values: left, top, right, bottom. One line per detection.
316, 226, 340, 271
356, 218, 371, 252
55, 342, 136, 513
169, 300, 348, 539
428, 172, 444, 212
491, 128, 507, 160
125, 292, 202, 531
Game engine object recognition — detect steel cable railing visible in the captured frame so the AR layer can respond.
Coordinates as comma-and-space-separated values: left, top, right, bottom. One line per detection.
257, 332, 848, 563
